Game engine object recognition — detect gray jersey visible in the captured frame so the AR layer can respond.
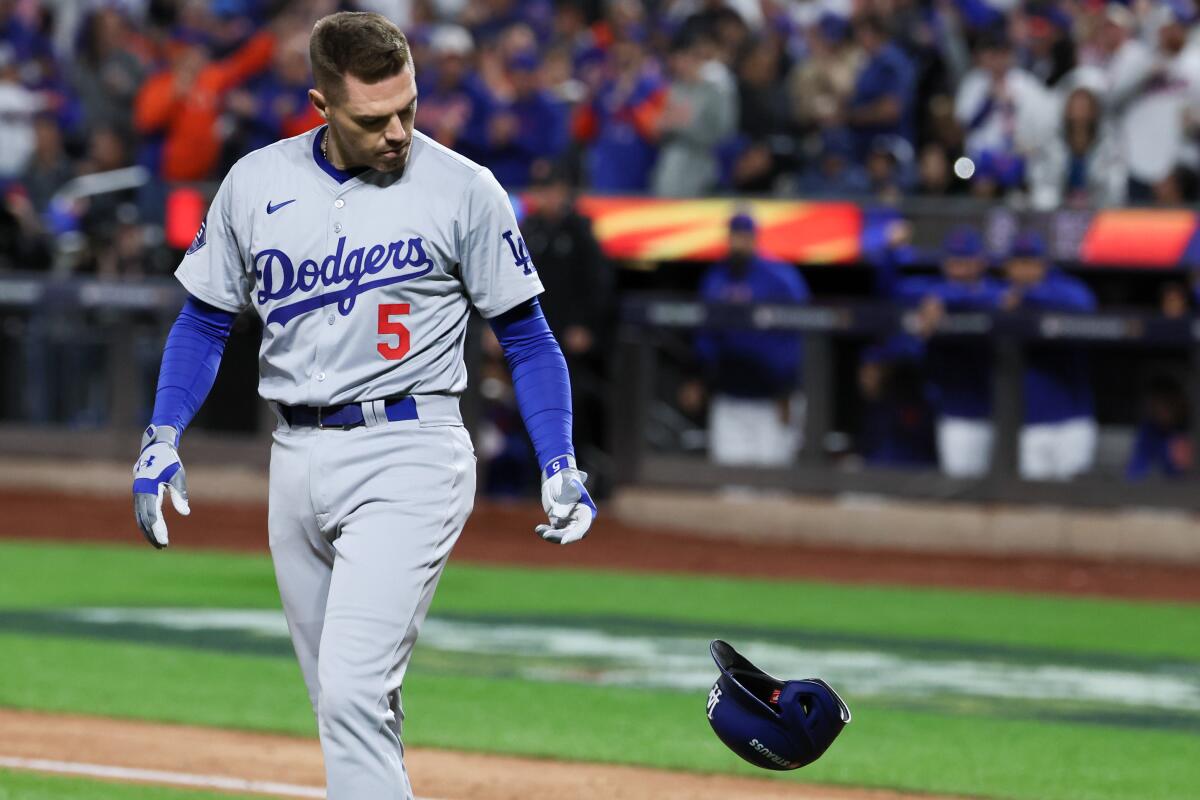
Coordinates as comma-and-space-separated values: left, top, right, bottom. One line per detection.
176, 126, 543, 406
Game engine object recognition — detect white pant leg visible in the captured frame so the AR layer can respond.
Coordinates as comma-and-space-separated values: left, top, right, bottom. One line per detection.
1019, 424, 1056, 481
936, 417, 994, 478
1052, 417, 1098, 479
276, 421, 476, 800
268, 426, 333, 716
1020, 417, 1096, 480
709, 394, 800, 467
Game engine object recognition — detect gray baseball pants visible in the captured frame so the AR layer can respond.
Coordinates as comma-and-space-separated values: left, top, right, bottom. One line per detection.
267, 395, 476, 799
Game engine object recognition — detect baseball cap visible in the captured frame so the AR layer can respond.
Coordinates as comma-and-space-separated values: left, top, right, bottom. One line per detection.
210, 0, 248, 19
1104, 3, 1136, 30
509, 49, 541, 72
430, 25, 474, 57
943, 227, 983, 258
817, 12, 851, 43
730, 213, 757, 233
1009, 231, 1046, 259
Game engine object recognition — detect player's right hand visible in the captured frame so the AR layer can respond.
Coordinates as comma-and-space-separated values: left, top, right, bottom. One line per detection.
132, 425, 190, 549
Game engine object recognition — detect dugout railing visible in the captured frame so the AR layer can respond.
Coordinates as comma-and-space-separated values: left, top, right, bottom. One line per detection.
611, 295, 1200, 511
1, 273, 1198, 510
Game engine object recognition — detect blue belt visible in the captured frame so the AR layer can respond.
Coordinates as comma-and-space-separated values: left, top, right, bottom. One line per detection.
281, 395, 417, 429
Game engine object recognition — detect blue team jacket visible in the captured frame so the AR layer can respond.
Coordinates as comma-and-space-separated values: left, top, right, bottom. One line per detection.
696, 256, 811, 398
1126, 421, 1189, 480
1013, 271, 1097, 425
895, 276, 1006, 420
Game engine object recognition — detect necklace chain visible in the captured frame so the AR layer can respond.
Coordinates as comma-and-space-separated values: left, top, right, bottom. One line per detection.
321, 129, 329, 160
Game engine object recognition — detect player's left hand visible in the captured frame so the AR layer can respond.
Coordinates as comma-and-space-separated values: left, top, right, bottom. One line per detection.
536, 460, 596, 545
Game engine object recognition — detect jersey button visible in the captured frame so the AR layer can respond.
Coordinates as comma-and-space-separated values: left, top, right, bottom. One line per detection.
327, 314, 335, 325
334, 223, 343, 233
334, 198, 345, 208
316, 371, 326, 382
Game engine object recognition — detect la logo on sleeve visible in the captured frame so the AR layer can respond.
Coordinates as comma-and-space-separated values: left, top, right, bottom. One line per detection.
501, 230, 535, 275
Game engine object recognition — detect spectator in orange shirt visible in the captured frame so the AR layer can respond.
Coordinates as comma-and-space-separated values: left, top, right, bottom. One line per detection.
225, 29, 323, 159
134, 29, 275, 182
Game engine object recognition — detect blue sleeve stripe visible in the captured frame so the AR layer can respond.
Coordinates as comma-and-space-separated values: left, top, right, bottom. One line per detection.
489, 298, 574, 473
150, 296, 237, 433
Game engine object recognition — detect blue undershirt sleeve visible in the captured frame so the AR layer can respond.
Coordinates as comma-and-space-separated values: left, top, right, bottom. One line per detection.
150, 295, 237, 434
489, 298, 574, 475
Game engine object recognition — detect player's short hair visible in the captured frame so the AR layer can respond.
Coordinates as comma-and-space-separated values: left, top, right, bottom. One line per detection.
310, 11, 413, 102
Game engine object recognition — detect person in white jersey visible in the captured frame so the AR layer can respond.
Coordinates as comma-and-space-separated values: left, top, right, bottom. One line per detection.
131, 12, 596, 799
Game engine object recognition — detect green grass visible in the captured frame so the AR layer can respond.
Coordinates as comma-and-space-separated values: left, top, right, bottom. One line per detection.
0, 634, 313, 734
0, 541, 280, 610
2, 539, 1196, 660
0, 539, 1197, 800
0, 770, 262, 800
0, 632, 1194, 800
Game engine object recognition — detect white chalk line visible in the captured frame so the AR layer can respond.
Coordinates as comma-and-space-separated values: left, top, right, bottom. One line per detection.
0, 756, 446, 800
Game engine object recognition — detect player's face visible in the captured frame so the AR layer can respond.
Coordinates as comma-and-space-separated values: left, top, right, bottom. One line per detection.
1006, 257, 1046, 287
728, 230, 756, 263
943, 256, 984, 283
315, 68, 419, 173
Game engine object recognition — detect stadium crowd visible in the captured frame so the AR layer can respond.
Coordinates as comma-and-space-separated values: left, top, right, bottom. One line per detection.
5, 0, 1200, 266
0, 0, 1195, 485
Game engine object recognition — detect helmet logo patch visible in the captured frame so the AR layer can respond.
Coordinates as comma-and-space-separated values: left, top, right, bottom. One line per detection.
707, 685, 722, 720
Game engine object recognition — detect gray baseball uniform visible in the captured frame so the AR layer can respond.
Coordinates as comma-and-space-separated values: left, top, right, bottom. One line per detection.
176, 125, 543, 798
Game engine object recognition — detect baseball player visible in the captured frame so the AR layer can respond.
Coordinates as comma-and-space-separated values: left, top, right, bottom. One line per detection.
131, 12, 596, 800
872, 226, 1004, 477
1002, 231, 1097, 480
694, 213, 810, 466
899, 228, 1005, 478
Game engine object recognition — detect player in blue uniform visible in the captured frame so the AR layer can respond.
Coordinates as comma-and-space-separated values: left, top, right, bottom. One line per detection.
694, 213, 810, 465
875, 226, 1004, 476
1002, 231, 1097, 480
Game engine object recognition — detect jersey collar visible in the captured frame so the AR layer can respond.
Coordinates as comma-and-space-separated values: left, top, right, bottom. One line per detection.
312, 126, 370, 185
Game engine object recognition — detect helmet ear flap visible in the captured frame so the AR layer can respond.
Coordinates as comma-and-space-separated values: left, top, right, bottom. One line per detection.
777, 679, 852, 765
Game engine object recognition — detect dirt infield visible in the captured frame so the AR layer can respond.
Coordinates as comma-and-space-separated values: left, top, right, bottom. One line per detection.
3, 487, 1200, 602
0, 708, 963, 800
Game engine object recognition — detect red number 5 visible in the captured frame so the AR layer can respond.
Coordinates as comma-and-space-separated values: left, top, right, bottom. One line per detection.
377, 303, 410, 360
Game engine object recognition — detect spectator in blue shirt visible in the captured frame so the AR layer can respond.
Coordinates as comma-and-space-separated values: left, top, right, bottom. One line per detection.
463, 49, 568, 189
465, 0, 553, 46
1126, 373, 1191, 480
1002, 231, 1098, 480
0, 5, 52, 68
415, 25, 478, 152
572, 31, 667, 193
846, 15, 914, 159
694, 213, 811, 466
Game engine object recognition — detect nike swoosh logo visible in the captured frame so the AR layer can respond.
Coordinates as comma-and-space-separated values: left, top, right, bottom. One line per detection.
266, 199, 296, 215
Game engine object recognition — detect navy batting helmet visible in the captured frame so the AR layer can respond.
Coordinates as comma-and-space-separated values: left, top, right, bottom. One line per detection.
706, 640, 851, 770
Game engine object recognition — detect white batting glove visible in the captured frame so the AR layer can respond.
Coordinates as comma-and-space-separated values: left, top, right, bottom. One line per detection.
132, 425, 190, 549
536, 456, 597, 545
